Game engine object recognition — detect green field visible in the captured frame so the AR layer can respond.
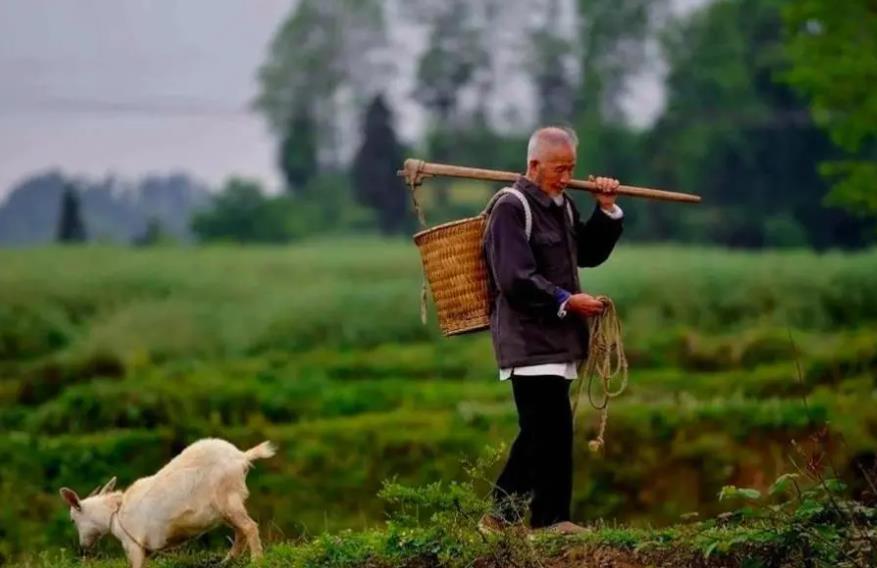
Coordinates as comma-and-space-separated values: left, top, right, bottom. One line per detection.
1, 241, 876, 564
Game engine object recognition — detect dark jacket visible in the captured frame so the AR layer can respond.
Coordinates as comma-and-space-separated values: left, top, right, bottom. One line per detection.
483, 176, 623, 369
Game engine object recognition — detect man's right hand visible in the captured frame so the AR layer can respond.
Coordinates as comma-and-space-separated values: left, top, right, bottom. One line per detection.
566, 293, 605, 317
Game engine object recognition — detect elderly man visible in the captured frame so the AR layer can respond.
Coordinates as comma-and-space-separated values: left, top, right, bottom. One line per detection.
481, 126, 623, 534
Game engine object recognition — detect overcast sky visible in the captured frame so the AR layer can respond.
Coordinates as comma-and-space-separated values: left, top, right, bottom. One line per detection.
0, 0, 294, 199
0, 0, 707, 201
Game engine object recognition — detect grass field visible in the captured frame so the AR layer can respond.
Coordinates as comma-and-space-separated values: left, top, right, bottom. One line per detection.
1, 240, 876, 564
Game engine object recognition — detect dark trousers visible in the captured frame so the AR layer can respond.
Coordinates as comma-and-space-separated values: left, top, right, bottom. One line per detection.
492, 375, 573, 528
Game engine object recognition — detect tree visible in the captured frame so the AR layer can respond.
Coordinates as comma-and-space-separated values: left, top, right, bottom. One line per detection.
566, 0, 669, 223
575, 0, 670, 123
782, 0, 877, 219
279, 108, 318, 192
644, 0, 872, 248
351, 95, 409, 234
56, 185, 87, 243
414, 1, 488, 127
255, 0, 390, 167
529, 0, 576, 125
132, 217, 168, 247
414, 0, 490, 206
191, 178, 289, 243
191, 176, 377, 244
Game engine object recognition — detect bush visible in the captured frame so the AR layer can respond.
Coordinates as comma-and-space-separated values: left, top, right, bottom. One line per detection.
191, 176, 377, 244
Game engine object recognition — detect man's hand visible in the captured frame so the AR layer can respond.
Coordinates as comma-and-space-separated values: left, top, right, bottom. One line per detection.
588, 175, 620, 209
566, 293, 605, 317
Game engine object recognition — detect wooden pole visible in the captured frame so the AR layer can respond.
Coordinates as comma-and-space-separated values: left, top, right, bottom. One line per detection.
399, 158, 701, 204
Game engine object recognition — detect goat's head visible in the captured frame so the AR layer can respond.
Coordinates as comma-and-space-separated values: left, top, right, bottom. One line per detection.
59, 477, 118, 548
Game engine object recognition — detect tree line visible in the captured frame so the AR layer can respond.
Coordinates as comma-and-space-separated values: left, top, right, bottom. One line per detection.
59, 0, 877, 248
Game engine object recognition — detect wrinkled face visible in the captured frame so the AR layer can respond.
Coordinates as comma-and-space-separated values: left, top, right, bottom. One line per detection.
530, 142, 576, 195
69, 501, 107, 548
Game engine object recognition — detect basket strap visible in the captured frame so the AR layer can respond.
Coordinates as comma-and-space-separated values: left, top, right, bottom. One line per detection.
483, 187, 533, 240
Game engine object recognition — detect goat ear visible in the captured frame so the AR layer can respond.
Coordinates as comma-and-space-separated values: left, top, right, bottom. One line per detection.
60, 488, 82, 511
99, 477, 117, 495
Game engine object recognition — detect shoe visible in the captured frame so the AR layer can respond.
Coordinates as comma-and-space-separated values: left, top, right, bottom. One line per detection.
477, 514, 511, 535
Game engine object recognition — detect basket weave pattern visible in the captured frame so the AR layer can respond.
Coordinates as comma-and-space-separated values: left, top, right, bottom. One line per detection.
413, 214, 491, 336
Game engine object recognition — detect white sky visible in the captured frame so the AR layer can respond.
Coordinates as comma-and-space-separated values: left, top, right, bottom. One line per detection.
0, 0, 293, 199
0, 0, 709, 201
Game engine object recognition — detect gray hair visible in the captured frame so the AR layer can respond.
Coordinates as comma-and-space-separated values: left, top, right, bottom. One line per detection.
526, 126, 579, 162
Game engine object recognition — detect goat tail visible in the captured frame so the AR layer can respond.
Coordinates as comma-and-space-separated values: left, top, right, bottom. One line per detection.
244, 441, 277, 462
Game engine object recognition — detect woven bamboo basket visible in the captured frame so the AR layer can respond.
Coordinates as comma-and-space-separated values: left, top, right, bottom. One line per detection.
413, 214, 491, 336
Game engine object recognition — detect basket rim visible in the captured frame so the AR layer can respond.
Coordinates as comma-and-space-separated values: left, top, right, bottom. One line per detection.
413, 213, 487, 243
444, 322, 489, 336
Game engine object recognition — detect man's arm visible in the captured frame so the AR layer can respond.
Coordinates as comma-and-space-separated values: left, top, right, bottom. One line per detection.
485, 198, 561, 316
574, 203, 624, 267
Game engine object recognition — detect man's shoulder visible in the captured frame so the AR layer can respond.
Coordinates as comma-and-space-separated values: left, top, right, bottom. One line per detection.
490, 190, 529, 216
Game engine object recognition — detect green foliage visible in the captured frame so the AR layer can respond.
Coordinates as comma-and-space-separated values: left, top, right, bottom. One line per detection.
14, 472, 872, 567
719, 485, 762, 502
191, 178, 290, 243
132, 217, 176, 247
254, 0, 388, 164
351, 96, 412, 234
707, 470, 877, 566
529, 0, 575, 124
783, 0, 877, 219
279, 109, 319, 192
3, 243, 877, 365
191, 177, 376, 243
1, 243, 876, 562
820, 160, 877, 216
250, 0, 876, 249
413, 1, 487, 123
14, 373, 506, 435
575, 0, 666, 120
645, 0, 874, 248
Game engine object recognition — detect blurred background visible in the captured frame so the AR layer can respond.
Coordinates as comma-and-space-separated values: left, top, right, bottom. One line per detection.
1, 0, 875, 562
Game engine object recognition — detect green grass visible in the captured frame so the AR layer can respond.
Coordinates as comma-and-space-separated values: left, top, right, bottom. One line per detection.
13, 495, 873, 568
1, 241, 875, 563
2, 241, 876, 365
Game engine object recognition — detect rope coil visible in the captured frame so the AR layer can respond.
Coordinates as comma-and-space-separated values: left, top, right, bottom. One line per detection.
571, 296, 629, 453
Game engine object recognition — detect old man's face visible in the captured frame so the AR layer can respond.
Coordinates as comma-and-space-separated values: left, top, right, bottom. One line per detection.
531, 142, 576, 195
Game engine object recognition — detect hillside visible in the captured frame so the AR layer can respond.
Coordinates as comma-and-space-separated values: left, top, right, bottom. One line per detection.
1, 241, 875, 565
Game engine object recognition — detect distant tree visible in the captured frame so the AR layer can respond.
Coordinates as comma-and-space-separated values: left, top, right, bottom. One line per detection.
414, 0, 488, 126
529, 0, 576, 125
575, 0, 669, 123
645, 0, 872, 248
132, 217, 168, 247
255, 0, 390, 167
279, 108, 319, 192
191, 176, 377, 244
191, 178, 289, 243
56, 185, 87, 243
351, 95, 409, 234
565, 0, 669, 225
414, 0, 489, 205
782, 0, 877, 220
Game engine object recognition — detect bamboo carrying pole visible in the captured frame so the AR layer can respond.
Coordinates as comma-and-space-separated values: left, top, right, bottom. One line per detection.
398, 158, 701, 204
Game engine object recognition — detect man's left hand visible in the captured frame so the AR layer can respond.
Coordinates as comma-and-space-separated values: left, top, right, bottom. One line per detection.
588, 175, 620, 208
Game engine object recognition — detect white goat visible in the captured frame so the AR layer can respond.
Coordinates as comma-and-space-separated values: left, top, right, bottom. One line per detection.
59, 438, 276, 568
